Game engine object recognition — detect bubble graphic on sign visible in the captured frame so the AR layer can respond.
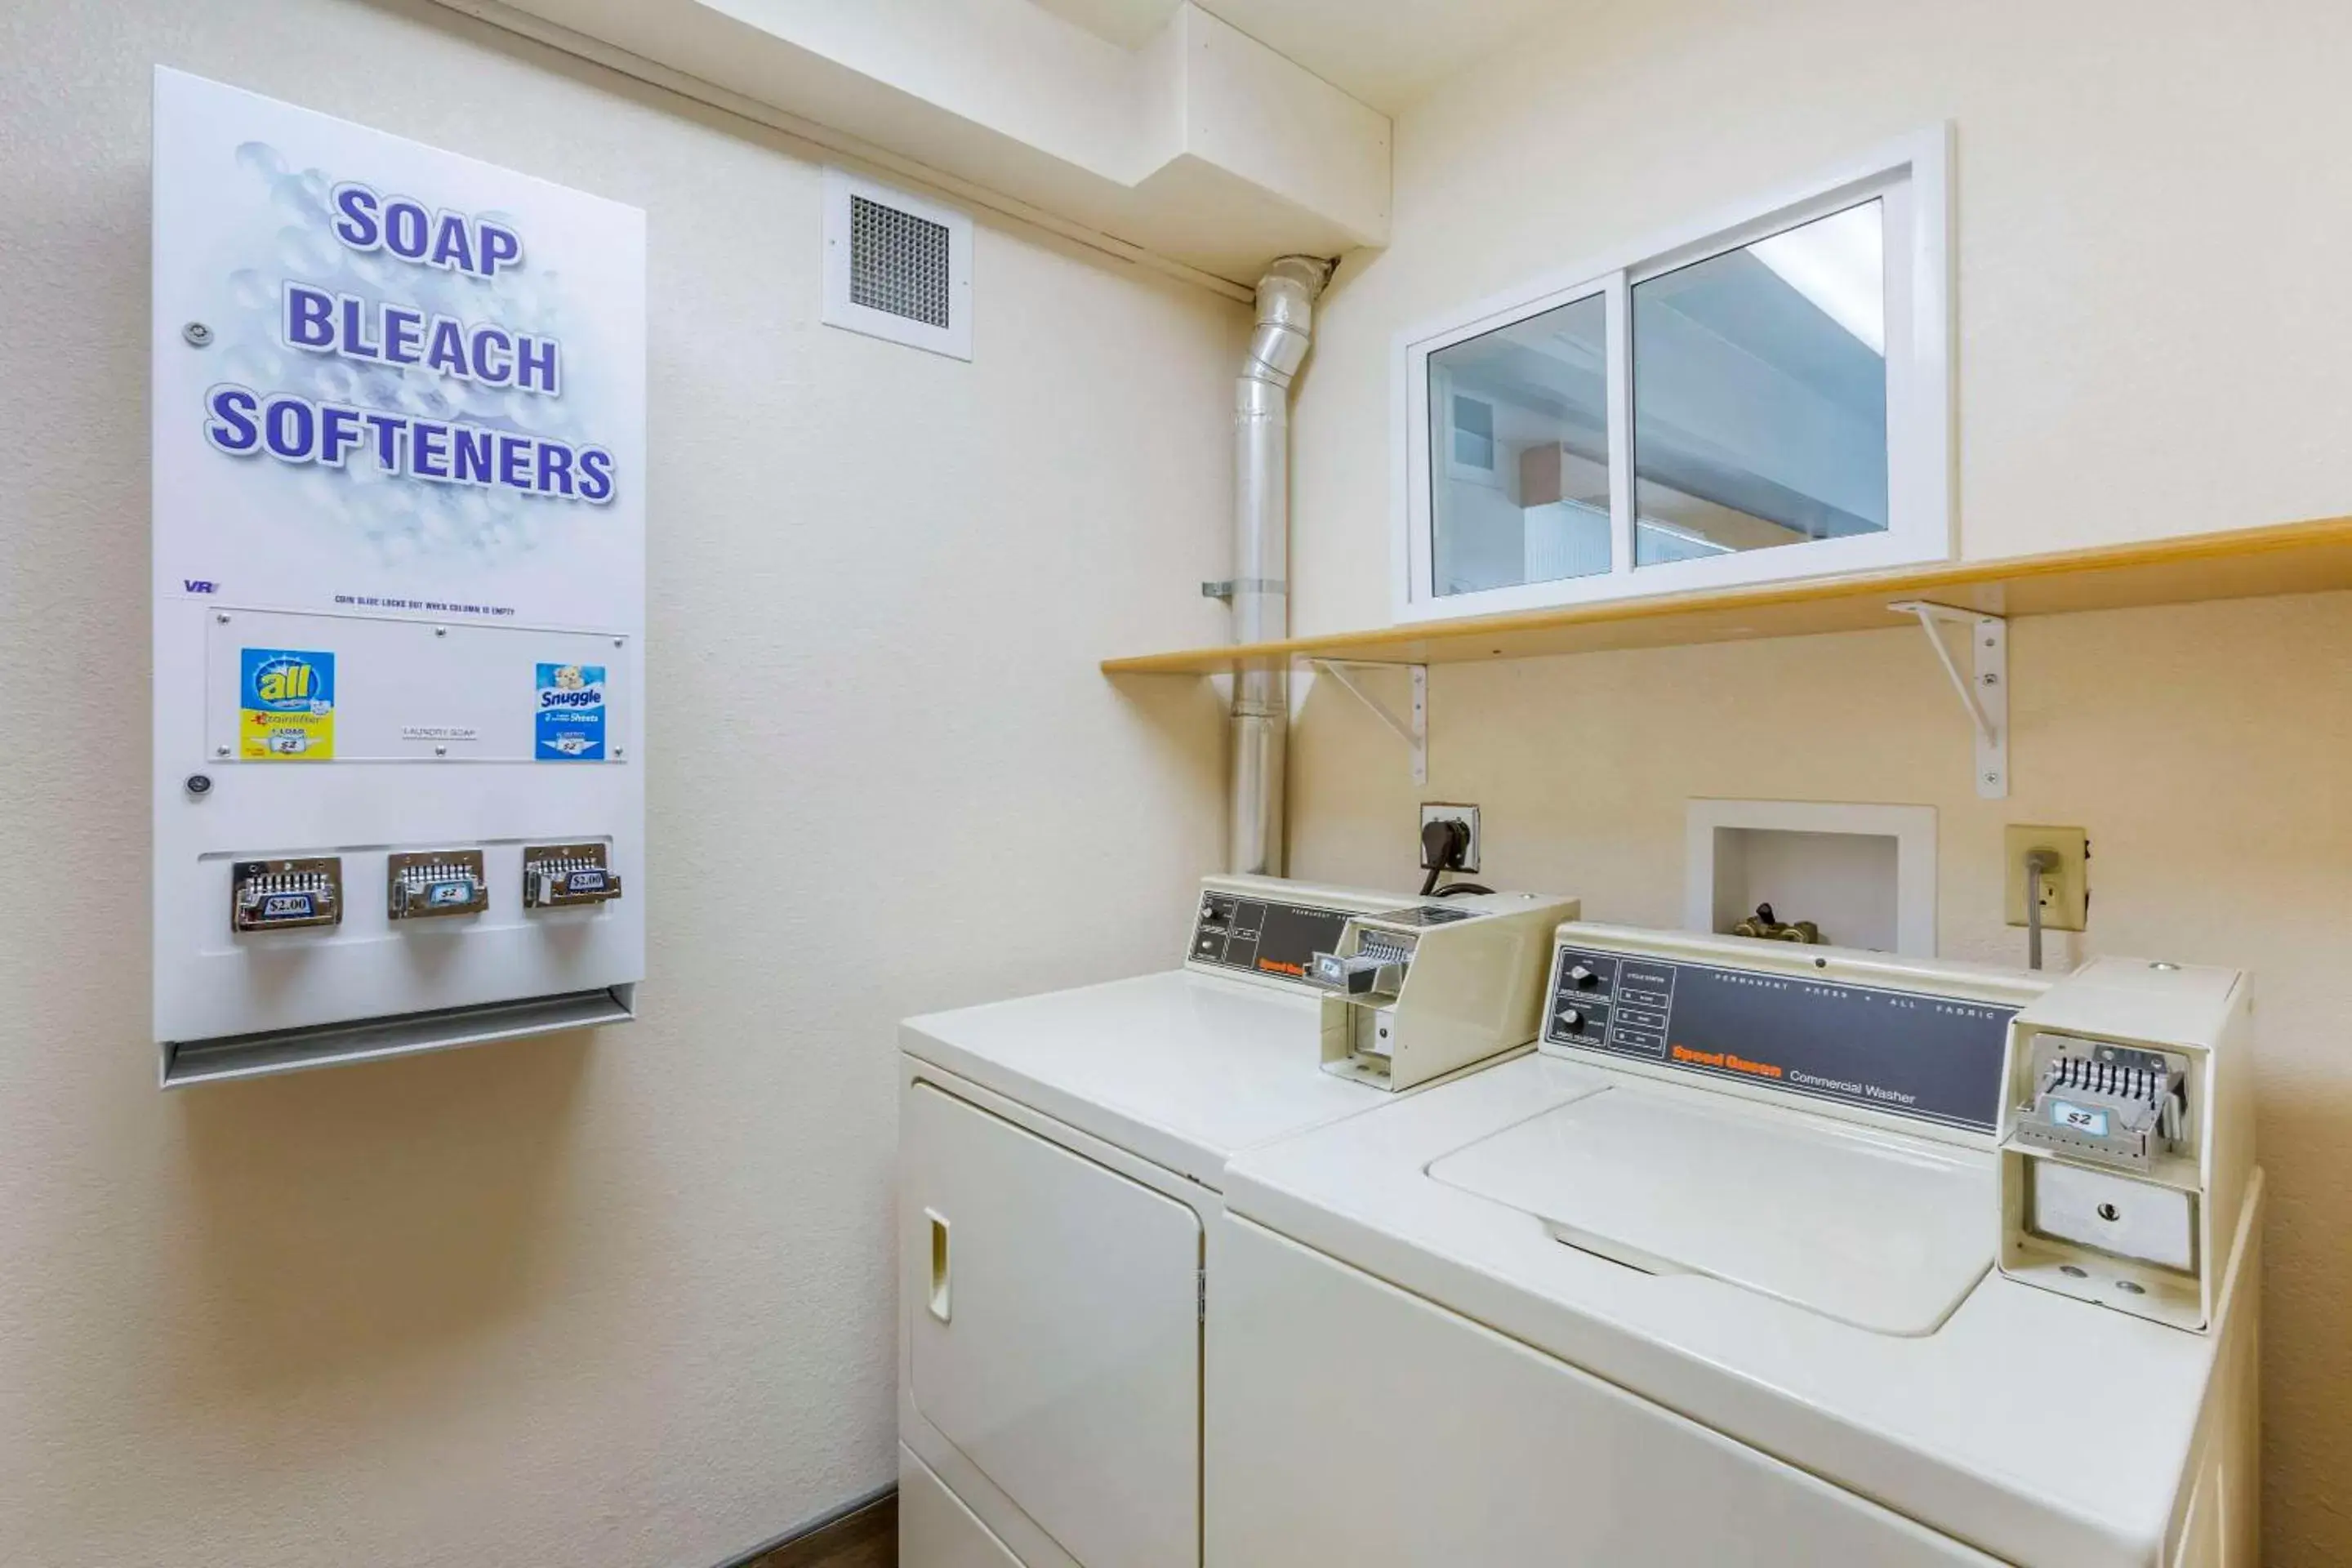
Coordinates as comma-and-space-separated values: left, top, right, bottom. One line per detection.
221, 341, 283, 389
514, 500, 547, 541
496, 278, 544, 332
532, 271, 567, 331
392, 369, 461, 421
312, 360, 363, 403
235, 140, 287, 184
421, 500, 468, 553
355, 365, 406, 408
448, 378, 497, 417
229, 268, 274, 312
296, 467, 341, 513
358, 479, 420, 533
452, 488, 497, 529
272, 167, 332, 222
276, 223, 341, 280
407, 267, 460, 316
503, 390, 554, 434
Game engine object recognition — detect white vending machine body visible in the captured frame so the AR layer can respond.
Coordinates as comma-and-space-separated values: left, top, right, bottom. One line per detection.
149, 69, 646, 1084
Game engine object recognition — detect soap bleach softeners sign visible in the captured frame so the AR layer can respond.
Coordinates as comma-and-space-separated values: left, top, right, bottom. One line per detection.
152, 69, 647, 1059
152, 67, 645, 764
153, 68, 643, 633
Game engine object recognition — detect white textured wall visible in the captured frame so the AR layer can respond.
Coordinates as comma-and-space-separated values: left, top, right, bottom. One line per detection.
0, 2, 1240, 1563
1285, 2, 2352, 1562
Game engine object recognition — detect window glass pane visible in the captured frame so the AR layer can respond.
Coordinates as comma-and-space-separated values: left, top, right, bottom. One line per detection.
1632, 199, 1886, 567
1428, 292, 1610, 598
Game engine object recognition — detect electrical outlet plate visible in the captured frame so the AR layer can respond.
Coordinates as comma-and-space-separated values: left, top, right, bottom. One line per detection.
2005, 825, 2088, 931
1419, 802, 1481, 874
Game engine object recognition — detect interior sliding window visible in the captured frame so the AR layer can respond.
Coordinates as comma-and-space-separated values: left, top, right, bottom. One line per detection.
1395, 129, 1950, 623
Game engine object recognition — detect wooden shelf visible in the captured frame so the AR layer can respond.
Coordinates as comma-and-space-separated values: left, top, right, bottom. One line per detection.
1102, 514, 2352, 675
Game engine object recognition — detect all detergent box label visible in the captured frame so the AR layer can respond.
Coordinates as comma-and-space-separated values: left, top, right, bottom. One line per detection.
535, 663, 607, 760
239, 648, 336, 760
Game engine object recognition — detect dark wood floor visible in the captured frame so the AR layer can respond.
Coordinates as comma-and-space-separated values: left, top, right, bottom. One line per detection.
740, 1494, 895, 1568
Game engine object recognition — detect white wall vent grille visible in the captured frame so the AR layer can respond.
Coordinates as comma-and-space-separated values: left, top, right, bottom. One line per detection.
850, 196, 951, 327
824, 170, 973, 360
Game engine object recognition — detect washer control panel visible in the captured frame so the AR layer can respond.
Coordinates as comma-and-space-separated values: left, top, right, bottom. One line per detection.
1544, 942, 2020, 1134
1547, 948, 1665, 1054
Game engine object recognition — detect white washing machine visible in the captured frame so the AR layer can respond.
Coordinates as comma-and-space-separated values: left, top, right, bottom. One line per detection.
896, 875, 1577, 1568
1210, 924, 2261, 1568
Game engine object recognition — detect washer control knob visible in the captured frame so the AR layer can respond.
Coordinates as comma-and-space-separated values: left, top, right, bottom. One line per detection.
1557, 1009, 1586, 1031
1567, 964, 1598, 987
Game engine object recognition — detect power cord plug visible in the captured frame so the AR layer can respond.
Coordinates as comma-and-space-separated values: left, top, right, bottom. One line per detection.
1419, 819, 1468, 896
1418, 820, 1493, 898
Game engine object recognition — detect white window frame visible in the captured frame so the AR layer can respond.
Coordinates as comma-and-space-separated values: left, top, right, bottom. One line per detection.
1391, 126, 1953, 625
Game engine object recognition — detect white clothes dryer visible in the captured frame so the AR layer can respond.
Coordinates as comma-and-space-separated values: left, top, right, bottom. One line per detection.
898, 875, 1575, 1568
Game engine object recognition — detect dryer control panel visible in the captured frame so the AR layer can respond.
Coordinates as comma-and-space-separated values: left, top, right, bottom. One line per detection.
1191, 892, 1362, 983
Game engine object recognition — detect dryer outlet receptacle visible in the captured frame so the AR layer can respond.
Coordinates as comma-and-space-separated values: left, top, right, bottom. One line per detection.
1420, 803, 1481, 875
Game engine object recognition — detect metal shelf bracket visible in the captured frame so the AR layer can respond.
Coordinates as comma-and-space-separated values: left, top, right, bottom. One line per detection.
1889, 600, 2007, 799
1307, 659, 1428, 785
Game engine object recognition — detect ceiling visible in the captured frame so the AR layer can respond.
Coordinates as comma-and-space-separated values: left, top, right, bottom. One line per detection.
469, 0, 1573, 280
483, 0, 1394, 282
1031, 0, 1567, 112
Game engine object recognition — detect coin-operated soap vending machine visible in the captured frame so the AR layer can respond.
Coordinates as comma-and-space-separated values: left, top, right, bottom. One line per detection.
149, 69, 647, 1086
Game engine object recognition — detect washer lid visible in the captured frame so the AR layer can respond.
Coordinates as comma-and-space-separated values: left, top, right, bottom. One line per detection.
1428, 1084, 1992, 1336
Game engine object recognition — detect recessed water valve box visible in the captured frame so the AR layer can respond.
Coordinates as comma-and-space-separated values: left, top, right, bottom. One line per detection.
523, 844, 623, 909
387, 851, 489, 920
150, 71, 645, 1087
232, 858, 344, 932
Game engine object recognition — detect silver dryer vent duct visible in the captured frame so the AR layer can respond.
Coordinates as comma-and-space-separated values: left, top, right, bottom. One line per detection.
1226, 255, 1333, 876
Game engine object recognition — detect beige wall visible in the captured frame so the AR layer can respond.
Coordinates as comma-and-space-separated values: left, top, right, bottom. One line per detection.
0, 1, 1240, 1562
1289, 0, 2352, 635
1286, 2, 2352, 1562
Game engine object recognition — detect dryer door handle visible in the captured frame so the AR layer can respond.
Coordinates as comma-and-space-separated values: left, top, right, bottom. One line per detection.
926, 1208, 952, 1323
